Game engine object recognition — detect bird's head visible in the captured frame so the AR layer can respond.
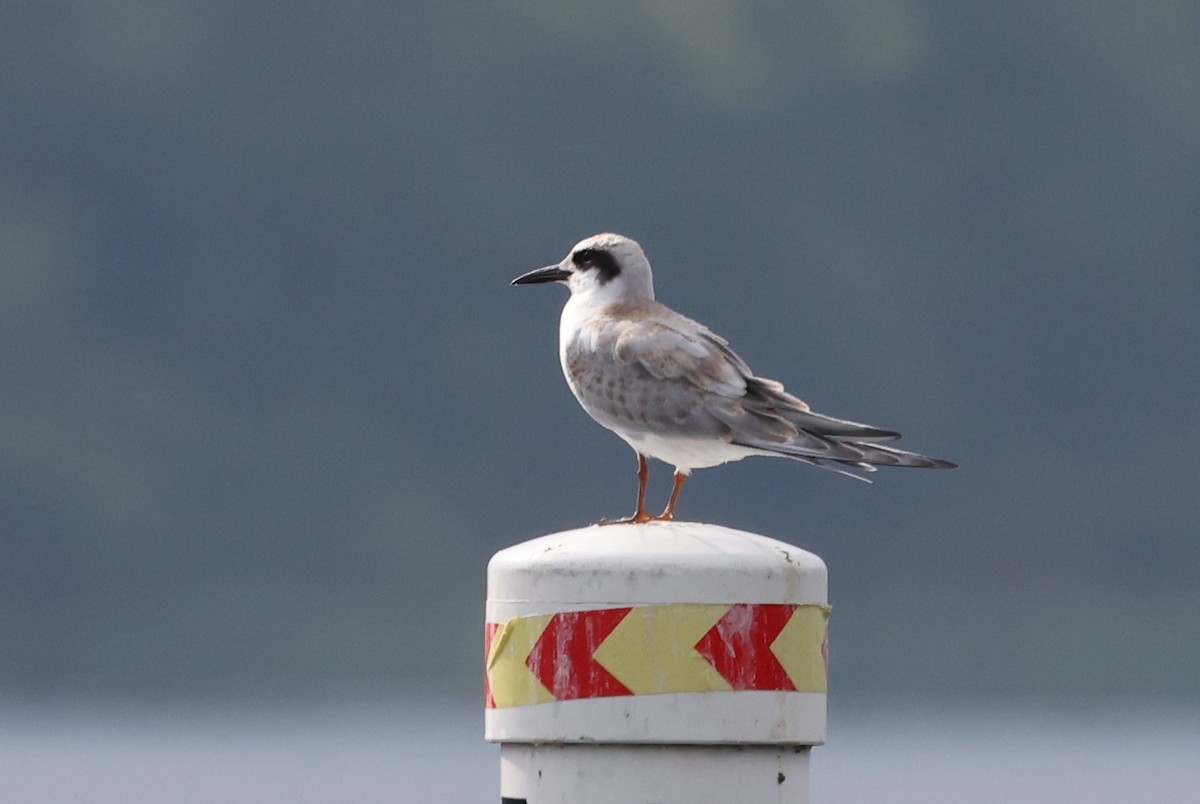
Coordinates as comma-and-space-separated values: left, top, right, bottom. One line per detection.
512, 233, 655, 303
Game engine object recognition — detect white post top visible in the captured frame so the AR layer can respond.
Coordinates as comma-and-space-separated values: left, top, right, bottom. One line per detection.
485, 521, 829, 746
488, 521, 827, 609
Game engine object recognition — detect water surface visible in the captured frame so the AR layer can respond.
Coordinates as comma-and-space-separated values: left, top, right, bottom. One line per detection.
2, 699, 1195, 802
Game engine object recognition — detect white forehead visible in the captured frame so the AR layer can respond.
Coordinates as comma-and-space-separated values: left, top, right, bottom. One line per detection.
571, 232, 639, 254
568, 235, 648, 266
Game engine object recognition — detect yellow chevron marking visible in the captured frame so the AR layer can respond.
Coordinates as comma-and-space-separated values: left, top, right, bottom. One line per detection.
592, 604, 734, 695
770, 604, 831, 693
486, 613, 555, 708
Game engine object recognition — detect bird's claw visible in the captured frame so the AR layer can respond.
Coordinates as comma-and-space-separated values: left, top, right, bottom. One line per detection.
596, 511, 674, 526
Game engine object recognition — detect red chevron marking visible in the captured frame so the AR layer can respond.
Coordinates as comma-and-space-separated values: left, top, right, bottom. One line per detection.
526, 608, 633, 700
694, 603, 798, 691
483, 621, 500, 708
821, 627, 829, 679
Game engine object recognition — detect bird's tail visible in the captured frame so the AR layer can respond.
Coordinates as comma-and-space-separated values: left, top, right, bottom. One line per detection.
729, 377, 957, 478
731, 427, 957, 483
753, 438, 958, 481
742, 377, 903, 441
838, 440, 958, 469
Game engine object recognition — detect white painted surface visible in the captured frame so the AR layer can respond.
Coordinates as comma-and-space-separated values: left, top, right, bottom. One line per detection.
501, 743, 810, 804
487, 521, 827, 611
485, 690, 826, 745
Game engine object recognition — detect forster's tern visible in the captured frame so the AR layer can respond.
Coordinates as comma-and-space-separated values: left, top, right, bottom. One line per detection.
513, 233, 956, 524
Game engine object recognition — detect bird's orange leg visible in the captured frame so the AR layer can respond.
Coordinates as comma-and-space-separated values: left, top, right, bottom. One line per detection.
599, 453, 654, 525
632, 454, 652, 522
659, 471, 687, 521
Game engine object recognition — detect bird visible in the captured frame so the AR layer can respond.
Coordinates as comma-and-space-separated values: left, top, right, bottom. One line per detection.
512, 233, 956, 524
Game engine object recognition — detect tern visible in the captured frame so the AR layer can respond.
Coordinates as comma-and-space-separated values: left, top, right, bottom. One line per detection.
513, 233, 956, 524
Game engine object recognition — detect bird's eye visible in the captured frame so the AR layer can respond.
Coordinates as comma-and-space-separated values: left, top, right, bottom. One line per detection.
573, 247, 609, 268
569, 246, 621, 283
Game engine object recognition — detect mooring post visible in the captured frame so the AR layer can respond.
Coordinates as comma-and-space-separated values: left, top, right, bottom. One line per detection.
484, 522, 829, 803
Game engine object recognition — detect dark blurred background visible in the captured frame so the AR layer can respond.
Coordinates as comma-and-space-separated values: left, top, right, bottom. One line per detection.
3, 2, 1198, 712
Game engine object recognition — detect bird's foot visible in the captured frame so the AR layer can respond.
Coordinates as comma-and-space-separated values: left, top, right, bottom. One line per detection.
596, 511, 674, 526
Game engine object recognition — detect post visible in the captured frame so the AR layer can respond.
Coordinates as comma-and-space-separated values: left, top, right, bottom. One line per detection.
484, 522, 829, 803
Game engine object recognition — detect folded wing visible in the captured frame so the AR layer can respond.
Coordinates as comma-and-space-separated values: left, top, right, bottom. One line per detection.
581, 300, 956, 476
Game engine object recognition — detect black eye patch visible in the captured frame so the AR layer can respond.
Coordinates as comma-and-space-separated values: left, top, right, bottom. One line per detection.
570, 247, 622, 284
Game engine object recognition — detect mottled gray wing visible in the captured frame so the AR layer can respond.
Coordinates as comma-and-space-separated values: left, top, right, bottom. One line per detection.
562, 316, 725, 436
607, 314, 869, 460
571, 302, 953, 470
613, 318, 747, 397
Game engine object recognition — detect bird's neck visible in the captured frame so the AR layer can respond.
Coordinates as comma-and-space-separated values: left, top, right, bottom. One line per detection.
562, 285, 638, 328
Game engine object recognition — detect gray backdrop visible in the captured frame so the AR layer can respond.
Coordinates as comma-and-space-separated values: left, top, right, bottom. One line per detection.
3, 2, 1197, 707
